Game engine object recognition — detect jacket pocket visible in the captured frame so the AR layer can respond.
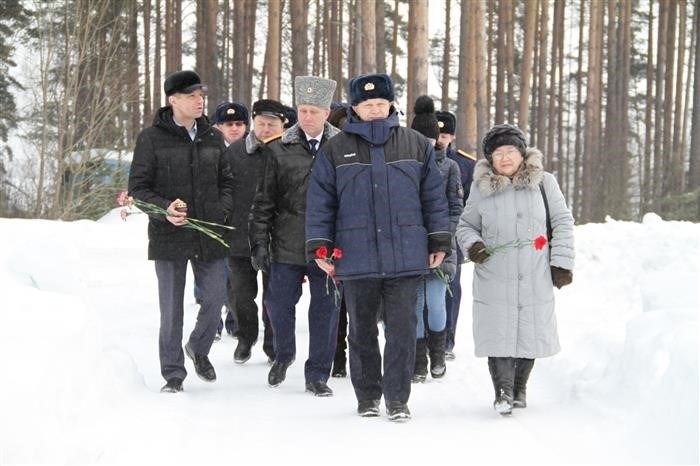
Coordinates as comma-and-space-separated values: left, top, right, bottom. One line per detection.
335, 214, 371, 274
396, 210, 428, 270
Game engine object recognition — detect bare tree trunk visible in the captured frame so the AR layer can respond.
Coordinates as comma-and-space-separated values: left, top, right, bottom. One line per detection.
687, 0, 699, 191
582, 0, 604, 222
153, 0, 161, 111
313, 0, 322, 76
518, 0, 537, 131
291, 0, 308, 85
390, 0, 399, 85
572, 0, 585, 219
456, 0, 469, 151
547, 0, 563, 176
641, 0, 654, 213
376, 0, 386, 73
143, 0, 152, 127
670, 0, 687, 194
653, 2, 668, 207
361, 0, 376, 73
406, 0, 429, 123
127, 0, 139, 140
474, 0, 489, 153
494, 0, 507, 124
441, 0, 452, 109
244, 0, 257, 104
197, 0, 219, 115
661, 2, 676, 198
329, 0, 342, 101
267, 0, 281, 100
505, 0, 515, 123
535, 0, 549, 151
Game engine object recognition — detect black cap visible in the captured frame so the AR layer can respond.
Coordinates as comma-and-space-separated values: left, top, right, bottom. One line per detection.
164, 70, 207, 97
213, 101, 249, 125
435, 111, 456, 135
283, 105, 297, 129
482, 124, 527, 161
251, 99, 287, 121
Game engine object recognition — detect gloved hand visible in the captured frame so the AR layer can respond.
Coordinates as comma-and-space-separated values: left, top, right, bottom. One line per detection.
251, 245, 270, 273
468, 241, 490, 264
551, 266, 573, 289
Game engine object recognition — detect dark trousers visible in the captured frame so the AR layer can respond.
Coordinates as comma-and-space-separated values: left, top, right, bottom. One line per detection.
344, 276, 420, 404
445, 248, 464, 351
155, 258, 227, 381
227, 256, 274, 359
266, 262, 340, 383
334, 297, 348, 363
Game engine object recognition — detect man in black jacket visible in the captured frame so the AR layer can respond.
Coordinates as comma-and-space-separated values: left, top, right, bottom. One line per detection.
225, 99, 286, 365
128, 70, 235, 393
249, 76, 340, 396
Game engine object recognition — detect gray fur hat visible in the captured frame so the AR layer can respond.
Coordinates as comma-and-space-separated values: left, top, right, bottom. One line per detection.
294, 76, 337, 109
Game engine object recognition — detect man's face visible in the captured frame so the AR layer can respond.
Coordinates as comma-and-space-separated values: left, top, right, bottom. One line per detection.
297, 104, 330, 137
352, 98, 391, 121
168, 90, 205, 121
216, 120, 247, 144
252, 114, 284, 141
437, 132, 455, 149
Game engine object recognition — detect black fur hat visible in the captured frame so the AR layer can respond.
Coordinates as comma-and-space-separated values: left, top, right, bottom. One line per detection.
482, 124, 527, 161
348, 73, 395, 105
213, 101, 249, 125
251, 99, 286, 121
410, 95, 439, 140
435, 111, 456, 135
164, 70, 207, 96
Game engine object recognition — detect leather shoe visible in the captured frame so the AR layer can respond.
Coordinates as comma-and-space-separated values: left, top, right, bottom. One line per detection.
357, 399, 381, 417
184, 343, 216, 382
234, 339, 252, 364
268, 360, 291, 387
160, 378, 183, 393
305, 381, 333, 397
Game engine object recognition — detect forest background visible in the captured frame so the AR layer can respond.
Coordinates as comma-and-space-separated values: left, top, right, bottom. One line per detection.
0, 0, 697, 224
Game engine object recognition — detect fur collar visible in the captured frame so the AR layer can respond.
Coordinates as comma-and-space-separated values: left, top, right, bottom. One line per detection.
280, 122, 341, 145
474, 148, 545, 196
245, 131, 263, 154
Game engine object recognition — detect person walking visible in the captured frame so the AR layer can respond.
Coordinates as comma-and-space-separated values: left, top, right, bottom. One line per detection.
128, 70, 235, 393
305, 73, 451, 421
250, 76, 341, 396
455, 124, 575, 415
225, 99, 287, 364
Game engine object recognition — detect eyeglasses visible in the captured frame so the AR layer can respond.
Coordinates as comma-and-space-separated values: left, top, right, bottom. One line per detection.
492, 149, 521, 160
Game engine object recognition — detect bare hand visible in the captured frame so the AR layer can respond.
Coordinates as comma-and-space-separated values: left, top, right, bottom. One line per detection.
428, 251, 446, 268
166, 199, 188, 226
315, 258, 335, 276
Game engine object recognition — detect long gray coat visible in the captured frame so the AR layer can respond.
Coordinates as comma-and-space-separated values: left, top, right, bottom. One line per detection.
455, 148, 574, 358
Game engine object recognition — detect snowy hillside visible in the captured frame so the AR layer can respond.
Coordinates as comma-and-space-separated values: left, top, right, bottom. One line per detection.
0, 212, 697, 464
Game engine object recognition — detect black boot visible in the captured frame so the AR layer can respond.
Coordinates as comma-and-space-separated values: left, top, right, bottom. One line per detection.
487, 357, 516, 415
412, 338, 428, 383
427, 330, 447, 378
513, 358, 535, 408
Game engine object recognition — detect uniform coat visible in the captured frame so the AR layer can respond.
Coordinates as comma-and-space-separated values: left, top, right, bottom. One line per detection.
305, 109, 451, 280
455, 148, 574, 358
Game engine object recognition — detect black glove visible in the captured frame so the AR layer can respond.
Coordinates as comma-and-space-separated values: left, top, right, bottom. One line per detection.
468, 241, 490, 264
251, 245, 270, 273
551, 266, 573, 289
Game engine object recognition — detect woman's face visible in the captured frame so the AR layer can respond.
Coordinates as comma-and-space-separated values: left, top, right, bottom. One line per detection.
491, 145, 524, 177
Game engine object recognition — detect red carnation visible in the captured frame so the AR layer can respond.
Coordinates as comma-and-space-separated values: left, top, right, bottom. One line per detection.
315, 246, 329, 259
533, 235, 548, 251
332, 247, 343, 260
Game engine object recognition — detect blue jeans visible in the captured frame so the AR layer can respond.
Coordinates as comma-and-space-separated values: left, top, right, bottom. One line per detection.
415, 273, 447, 338
265, 262, 340, 383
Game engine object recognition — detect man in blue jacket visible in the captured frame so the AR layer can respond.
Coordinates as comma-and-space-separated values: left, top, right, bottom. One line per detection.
305, 73, 451, 421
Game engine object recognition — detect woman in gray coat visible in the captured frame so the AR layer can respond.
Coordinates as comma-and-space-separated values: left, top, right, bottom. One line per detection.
455, 124, 575, 415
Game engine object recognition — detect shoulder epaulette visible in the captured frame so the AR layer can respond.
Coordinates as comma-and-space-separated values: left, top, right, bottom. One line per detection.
262, 133, 282, 144
457, 149, 477, 161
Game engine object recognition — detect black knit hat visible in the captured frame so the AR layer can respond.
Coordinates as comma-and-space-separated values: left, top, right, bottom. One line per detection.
213, 101, 249, 125
164, 70, 207, 96
435, 111, 456, 135
482, 124, 527, 161
348, 73, 395, 105
410, 95, 439, 140
251, 99, 286, 121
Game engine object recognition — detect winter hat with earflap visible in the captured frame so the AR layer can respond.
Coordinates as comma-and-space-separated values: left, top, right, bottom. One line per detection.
482, 124, 527, 162
410, 95, 440, 141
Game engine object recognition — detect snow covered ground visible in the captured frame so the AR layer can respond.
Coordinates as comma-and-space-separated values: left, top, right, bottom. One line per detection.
0, 211, 697, 464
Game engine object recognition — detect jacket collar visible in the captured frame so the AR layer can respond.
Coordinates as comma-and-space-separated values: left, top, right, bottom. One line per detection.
342, 107, 400, 145
474, 148, 545, 196
245, 131, 264, 154
280, 122, 341, 145
153, 106, 211, 138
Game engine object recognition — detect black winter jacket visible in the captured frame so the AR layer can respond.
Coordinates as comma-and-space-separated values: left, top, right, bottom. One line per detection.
225, 132, 270, 257
249, 122, 341, 265
128, 106, 235, 261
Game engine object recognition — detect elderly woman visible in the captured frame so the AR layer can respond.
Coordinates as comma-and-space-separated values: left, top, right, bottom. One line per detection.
455, 124, 575, 415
